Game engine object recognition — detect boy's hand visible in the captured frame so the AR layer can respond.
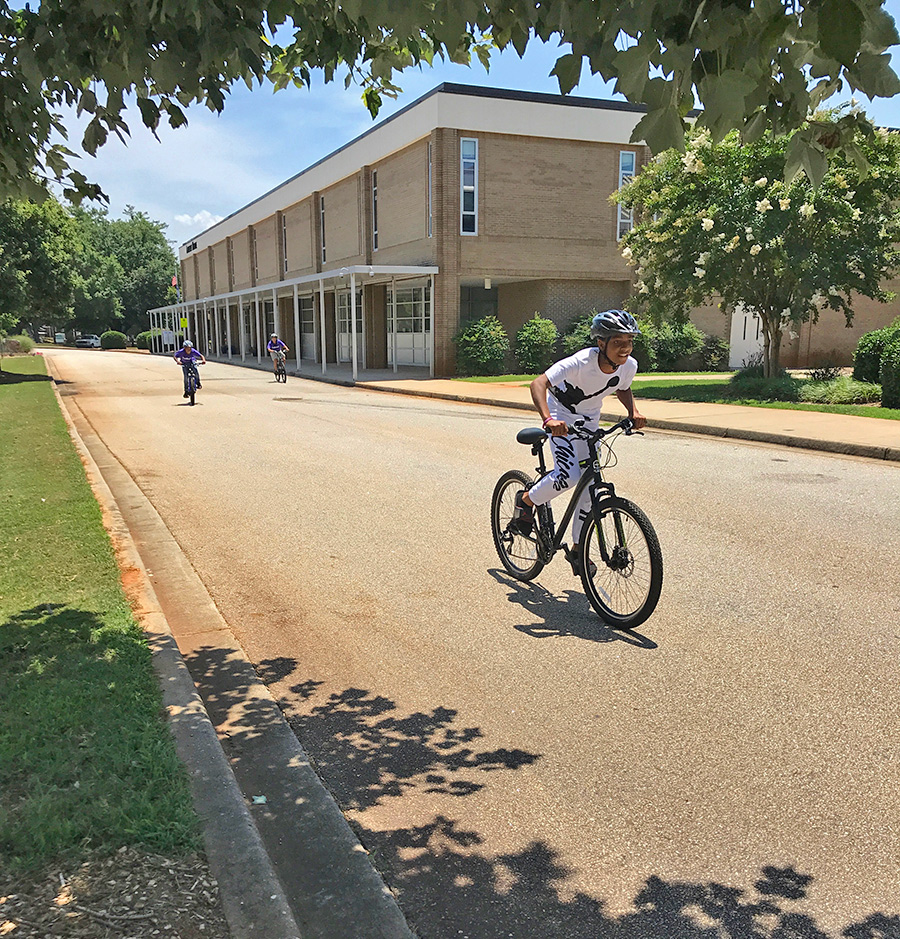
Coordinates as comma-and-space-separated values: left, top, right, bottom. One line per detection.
631, 411, 647, 430
545, 419, 569, 436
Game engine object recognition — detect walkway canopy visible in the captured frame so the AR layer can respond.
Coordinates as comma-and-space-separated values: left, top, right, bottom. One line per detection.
147, 263, 440, 379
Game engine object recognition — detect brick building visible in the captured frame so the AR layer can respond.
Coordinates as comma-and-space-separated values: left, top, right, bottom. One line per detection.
149, 84, 650, 376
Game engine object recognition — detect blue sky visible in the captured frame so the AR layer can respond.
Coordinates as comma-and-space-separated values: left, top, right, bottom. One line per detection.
76, 6, 900, 249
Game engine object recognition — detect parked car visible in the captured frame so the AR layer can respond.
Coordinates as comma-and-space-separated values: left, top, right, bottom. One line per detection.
55, 332, 66, 344
75, 334, 101, 348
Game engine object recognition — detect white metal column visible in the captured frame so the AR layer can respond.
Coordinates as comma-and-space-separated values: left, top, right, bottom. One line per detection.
428, 274, 435, 377
226, 302, 233, 360
255, 293, 262, 364
292, 283, 301, 369
319, 279, 327, 375
391, 276, 398, 373
350, 272, 359, 382
214, 302, 221, 357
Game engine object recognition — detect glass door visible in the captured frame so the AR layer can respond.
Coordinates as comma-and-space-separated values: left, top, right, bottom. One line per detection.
337, 290, 364, 364
387, 282, 431, 366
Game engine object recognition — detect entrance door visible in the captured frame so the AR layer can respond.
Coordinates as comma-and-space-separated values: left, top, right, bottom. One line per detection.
728, 304, 764, 368
387, 282, 431, 367
337, 290, 364, 364
299, 296, 316, 360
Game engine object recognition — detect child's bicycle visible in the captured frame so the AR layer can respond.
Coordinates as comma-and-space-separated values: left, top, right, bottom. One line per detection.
273, 351, 287, 383
181, 361, 203, 406
491, 417, 663, 630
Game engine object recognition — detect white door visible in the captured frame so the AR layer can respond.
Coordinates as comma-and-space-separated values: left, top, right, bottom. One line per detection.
337, 290, 364, 364
388, 282, 431, 367
728, 304, 764, 368
299, 296, 316, 360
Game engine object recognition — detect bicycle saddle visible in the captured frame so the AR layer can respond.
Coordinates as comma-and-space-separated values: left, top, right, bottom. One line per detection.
516, 428, 547, 445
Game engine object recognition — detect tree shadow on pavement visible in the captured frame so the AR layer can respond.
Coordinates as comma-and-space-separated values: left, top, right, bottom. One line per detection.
184, 646, 896, 939
488, 568, 658, 649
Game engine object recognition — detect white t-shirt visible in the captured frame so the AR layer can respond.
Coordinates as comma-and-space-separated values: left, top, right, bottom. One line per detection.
544, 347, 638, 430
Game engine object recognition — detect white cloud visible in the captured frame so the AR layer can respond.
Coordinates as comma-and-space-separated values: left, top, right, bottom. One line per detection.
175, 210, 225, 230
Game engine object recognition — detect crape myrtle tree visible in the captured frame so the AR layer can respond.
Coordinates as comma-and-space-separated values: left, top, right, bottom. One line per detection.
0, 0, 898, 204
614, 115, 900, 376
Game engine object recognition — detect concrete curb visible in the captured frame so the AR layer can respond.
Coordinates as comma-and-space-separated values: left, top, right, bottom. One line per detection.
354, 381, 900, 462
48, 362, 303, 939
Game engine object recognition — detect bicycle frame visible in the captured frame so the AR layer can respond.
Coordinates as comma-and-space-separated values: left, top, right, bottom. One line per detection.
528, 421, 630, 565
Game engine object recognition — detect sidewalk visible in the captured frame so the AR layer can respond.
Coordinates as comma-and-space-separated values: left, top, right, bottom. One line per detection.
350, 375, 900, 463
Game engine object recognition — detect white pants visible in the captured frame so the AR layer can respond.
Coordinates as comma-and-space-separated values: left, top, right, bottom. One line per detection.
527, 435, 593, 544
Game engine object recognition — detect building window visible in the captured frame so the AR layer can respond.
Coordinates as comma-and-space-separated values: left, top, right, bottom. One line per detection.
228, 238, 235, 289
460, 137, 478, 235
427, 142, 433, 238
251, 228, 259, 281
372, 169, 378, 251
617, 151, 636, 240
282, 215, 288, 273
320, 196, 326, 264
209, 248, 216, 294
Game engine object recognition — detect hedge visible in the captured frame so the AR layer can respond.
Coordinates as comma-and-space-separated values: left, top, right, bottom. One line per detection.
853, 326, 900, 384
100, 330, 127, 349
880, 333, 900, 409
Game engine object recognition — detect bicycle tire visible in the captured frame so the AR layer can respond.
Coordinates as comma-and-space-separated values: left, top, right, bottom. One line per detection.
579, 496, 662, 629
491, 469, 545, 581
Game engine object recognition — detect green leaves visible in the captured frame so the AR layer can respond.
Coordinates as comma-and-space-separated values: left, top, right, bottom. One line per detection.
818, 0, 865, 67
550, 52, 582, 95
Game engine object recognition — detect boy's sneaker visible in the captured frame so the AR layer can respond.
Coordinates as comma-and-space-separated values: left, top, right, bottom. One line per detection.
566, 546, 597, 579
510, 490, 535, 535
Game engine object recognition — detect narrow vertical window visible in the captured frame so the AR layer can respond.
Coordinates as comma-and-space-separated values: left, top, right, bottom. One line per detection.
320, 196, 326, 264
427, 142, 433, 238
282, 215, 288, 273
617, 151, 636, 239
209, 248, 216, 294
372, 169, 378, 251
251, 228, 259, 281
460, 137, 478, 235
228, 238, 235, 289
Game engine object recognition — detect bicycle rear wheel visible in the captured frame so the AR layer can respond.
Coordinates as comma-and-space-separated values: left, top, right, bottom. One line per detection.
579, 497, 662, 629
491, 470, 545, 581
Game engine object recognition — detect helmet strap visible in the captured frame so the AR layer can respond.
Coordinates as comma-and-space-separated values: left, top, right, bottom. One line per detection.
597, 337, 618, 370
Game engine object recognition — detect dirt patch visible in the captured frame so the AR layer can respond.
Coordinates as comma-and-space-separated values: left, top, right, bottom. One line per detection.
0, 847, 231, 938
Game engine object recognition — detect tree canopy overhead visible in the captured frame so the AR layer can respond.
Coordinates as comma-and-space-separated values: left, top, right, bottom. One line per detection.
1, 0, 898, 203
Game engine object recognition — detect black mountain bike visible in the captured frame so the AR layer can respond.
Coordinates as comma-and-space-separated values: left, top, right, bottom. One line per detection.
274, 352, 287, 383
491, 417, 663, 630
181, 362, 202, 406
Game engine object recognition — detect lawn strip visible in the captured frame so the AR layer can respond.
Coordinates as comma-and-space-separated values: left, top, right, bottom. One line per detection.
0, 355, 200, 874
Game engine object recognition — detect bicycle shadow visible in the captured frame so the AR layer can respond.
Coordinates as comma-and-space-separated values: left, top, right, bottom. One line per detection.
488, 568, 657, 649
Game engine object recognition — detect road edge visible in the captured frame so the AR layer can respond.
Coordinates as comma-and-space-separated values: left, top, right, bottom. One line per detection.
47, 359, 303, 939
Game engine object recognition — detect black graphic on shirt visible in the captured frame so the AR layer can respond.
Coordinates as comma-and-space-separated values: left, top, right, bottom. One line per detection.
550, 374, 620, 414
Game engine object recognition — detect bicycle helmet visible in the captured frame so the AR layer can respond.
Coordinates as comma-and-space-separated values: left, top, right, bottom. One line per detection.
590, 309, 641, 339
270, 333, 278, 339
183, 340, 193, 348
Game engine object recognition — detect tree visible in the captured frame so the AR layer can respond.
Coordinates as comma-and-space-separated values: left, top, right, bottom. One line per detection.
0, 199, 81, 337
614, 114, 900, 376
1, 0, 898, 204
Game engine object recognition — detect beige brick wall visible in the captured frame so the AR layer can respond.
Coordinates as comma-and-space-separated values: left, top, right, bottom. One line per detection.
231, 230, 252, 291
498, 279, 631, 338
181, 258, 197, 301
284, 199, 314, 276
453, 131, 646, 279
321, 176, 364, 266
195, 248, 211, 297
254, 216, 279, 285
373, 140, 432, 260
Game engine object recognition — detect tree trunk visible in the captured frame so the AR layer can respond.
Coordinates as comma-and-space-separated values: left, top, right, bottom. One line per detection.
760, 312, 783, 378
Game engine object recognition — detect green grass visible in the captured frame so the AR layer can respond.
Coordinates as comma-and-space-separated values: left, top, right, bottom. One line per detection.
455, 371, 734, 383
633, 378, 900, 419
0, 356, 200, 873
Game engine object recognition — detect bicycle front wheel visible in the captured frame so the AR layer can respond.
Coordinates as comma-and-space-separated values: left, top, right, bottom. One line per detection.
579, 497, 662, 629
491, 469, 545, 581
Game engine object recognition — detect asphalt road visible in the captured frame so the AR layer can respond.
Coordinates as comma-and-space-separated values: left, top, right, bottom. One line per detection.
48, 348, 900, 938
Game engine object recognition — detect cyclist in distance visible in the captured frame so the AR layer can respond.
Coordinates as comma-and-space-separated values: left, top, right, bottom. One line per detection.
267, 333, 289, 375
173, 339, 206, 398
511, 309, 647, 569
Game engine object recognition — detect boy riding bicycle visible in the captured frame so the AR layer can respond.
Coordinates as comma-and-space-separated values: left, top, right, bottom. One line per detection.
173, 340, 206, 397
512, 309, 647, 571
267, 333, 289, 374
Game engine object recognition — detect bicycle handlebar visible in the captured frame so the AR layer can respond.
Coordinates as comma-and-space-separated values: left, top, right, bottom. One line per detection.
566, 417, 638, 440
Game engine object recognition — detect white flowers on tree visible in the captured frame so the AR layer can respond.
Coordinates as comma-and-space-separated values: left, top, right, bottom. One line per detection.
613, 120, 900, 376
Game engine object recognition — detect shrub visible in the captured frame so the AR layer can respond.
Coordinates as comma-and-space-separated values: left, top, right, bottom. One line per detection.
880, 333, 900, 409
453, 315, 510, 376
559, 315, 593, 357
727, 375, 800, 401
808, 360, 843, 382
5, 333, 34, 353
653, 320, 705, 371
135, 330, 153, 350
853, 326, 900, 383
100, 330, 127, 349
799, 376, 881, 404
514, 314, 558, 373
700, 334, 730, 372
